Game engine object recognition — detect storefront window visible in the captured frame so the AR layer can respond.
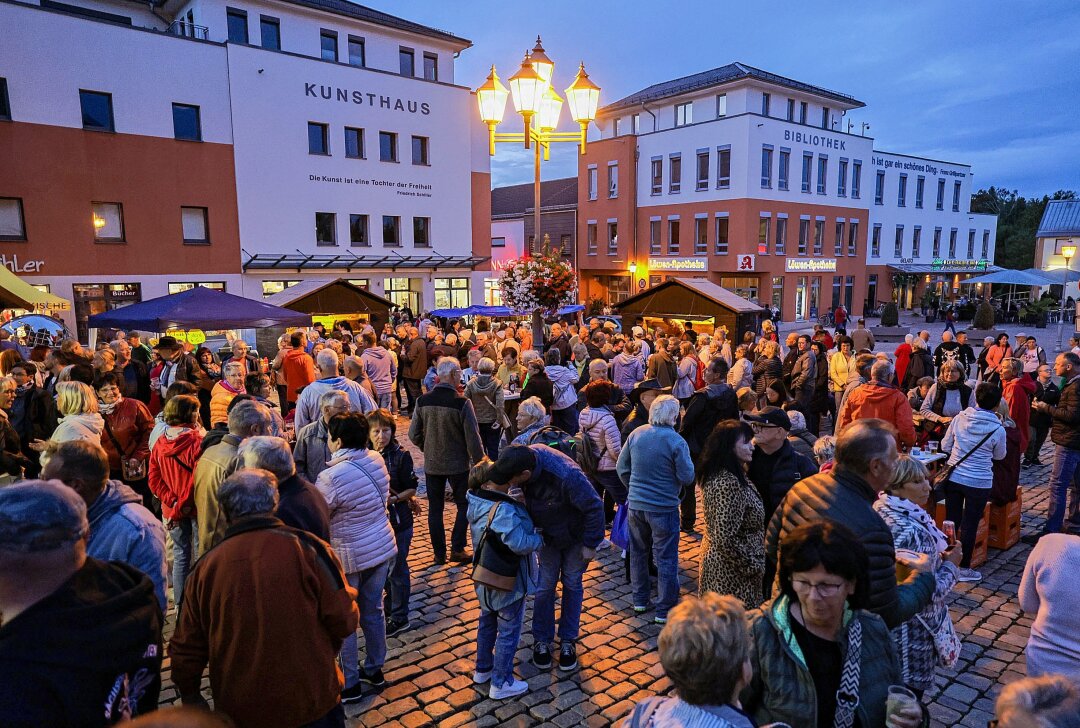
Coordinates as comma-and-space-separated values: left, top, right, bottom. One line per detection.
484, 279, 503, 306
846, 275, 856, 311
599, 275, 631, 304
73, 283, 142, 342
771, 277, 784, 313
720, 276, 758, 303
345, 279, 370, 290
385, 277, 422, 313
168, 282, 225, 295
794, 277, 807, 321
831, 276, 842, 309
809, 276, 821, 319
261, 280, 299, 297
434, 277, 470, 310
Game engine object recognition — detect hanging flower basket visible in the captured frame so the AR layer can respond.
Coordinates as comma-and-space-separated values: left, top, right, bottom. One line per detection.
498, 250, 578, 315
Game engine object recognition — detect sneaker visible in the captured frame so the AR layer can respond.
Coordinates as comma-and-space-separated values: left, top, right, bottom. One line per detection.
358, 668, 385, 687
957, 568, 982, 583
386, 618, 410, 637
532, 641, 552, 669
654, 615, 668, 625
341, 682, 365, 704
558, 643, 578, 672
489, 678, 529, 700
449, 549, 472, 563
473, 669, 492, 684
632, 605, 649, 614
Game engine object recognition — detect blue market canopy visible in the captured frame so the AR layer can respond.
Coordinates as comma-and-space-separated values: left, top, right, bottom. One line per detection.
1035, 267, 1080, 284
86, 286, 312, 331
430, 304, 585, 318
959, 269, 1057, 286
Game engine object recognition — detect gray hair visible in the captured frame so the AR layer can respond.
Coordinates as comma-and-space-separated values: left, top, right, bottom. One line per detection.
813, 435, 836, 464
787, 409, 807, 431
870, 359, 894, 384
588, 358, 609, 378
939, 359, 965, 379
835, 419, 897, 474
910, 336, 928, 351
237, 436, 296, 480
228, 400, 272, 437
648, 395, 680, 427
1001, 358, 1023, 378
223, 360, 244, 375
477, 357, 496, 375
904, 333, 914, 344
518, 395, 546, 423
218, 468, 279, 520
520, 350, 541, 366
316, 348, 339, 371
995, 674, 1080, 728
436, 357, 461, 380
320, 389, 349, 412
342, 355, 363, 373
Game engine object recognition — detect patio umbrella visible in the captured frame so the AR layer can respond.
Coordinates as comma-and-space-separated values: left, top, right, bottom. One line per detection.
86, 286, 312, 331
960, 269, 1055, 286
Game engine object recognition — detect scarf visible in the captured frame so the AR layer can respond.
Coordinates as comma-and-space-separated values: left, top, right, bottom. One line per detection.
220, 380, 244, 396
14, 381, 33, 395
877, 492, 948, 552
98, 395, 123, 416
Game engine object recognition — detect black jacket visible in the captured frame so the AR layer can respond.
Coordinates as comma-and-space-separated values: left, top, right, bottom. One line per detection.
547, 334, 572, 366
748, 440, 818, 517
679, 384, 739, 458
904, 350, 934, 390
10, 384, 57, 457
753, 355, 783, 396
1030, 380, 1060, 429
275, 473, 331, 541
0, 558, 162, 727
382, 441, 418, 533
119, 360, 151, 404
1048, 375, 1080, 450
521, 370, 555, 410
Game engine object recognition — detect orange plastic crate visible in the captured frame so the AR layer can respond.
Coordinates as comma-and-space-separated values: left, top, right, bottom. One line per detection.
934, 501, 991, 567
988, 487, 1022, 550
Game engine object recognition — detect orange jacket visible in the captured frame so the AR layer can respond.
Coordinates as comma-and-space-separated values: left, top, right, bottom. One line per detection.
280, 348, 316, 403
837, 382, 916, 449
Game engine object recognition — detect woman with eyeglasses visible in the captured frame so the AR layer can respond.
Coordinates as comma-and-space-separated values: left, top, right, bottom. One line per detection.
742, 521, 923, 728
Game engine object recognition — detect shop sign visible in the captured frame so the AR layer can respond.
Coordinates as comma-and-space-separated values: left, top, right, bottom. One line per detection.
186, 329, 207, 345
736, 254, 755, 272
648, 257, 708, 272
786, 258, 838, 272
0, 254, 44, 274
638, 278, 647, 290
931, 259, 987, 271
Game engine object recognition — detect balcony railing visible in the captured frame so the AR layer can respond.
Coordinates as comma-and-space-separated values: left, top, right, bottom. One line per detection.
168, 20, 208, 40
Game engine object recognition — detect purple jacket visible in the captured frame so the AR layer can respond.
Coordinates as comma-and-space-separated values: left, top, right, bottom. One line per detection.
361, 346, 396, 395
611, 352, 644, 393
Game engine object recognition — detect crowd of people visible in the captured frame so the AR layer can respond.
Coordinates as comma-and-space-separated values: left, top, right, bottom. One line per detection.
1, 312, 1079, 728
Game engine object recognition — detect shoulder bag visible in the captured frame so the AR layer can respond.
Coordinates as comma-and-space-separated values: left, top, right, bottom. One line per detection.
472, 502, 520, 592
916, 611, 961, 668
930, 428, 997, 499
479, 390, 512, 431
103, 415, 147, 481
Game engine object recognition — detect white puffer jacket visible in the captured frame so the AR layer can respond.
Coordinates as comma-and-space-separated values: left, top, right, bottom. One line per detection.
578, 406, 622, 472
315, 447, 397, 574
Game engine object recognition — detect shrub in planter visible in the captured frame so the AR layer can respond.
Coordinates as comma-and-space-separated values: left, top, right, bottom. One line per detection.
880, 302, 900, 327
973, 301, 995, 330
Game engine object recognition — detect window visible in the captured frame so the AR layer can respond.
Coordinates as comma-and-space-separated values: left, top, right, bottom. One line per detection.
952, 181, 962, 212
379, 131, 397, 162
169, 282, 225, 295
837, 159, 847, 196
348, 36, 365, 67
314, 212, 336, 245
851, 161, 861, 198
350, 214, 369, 246
384, 277, 421, 312
0, 198, 26, 241
80, 90, 113, 132
716, 94, 727, 118
92, 202, 124, 242
694, 217, 707, 255
669, 155, 681, 194
786, 98, 795, 121
0, 78, 8, 120
607, 221, 618, 255
668, 219, 680, 255
411, 135, 429, 165
775, 217, 787, 255
181, 206, 209, 244
172, 103, 201, 141
262, 280, 299, 297
490, 236, 505, 248
696, 151, 709, 191
874, 170, 885, 204
947, 228, 957, 257
894, 225, 904, 257
758, 216, 770, 255
649, 219, 661, 255
982, 231, 990, 259
226, 8, 247, 43
798, 218, 809, 255
799, 101, 808, 124
816, 155, 828, 194
414, 217, 431, 247
915, 176, 925, 209
848, 221, 859, 256
761, 92, 770, 116
933, 228, 942, 257
801, 152, 812, 193
320, 30, 338, 62
383, 216, 401, 246
650, 158, 662, 195
912, 226, 921, 257
778, 148, 790, 191
814, 219, 824, 255
399, 48, 415, 76
345, 127, 364, 158
716, 146, 731, 189
587, 167, 598, 200
674, 102, 692, 127
631, 114, 640, 134
871, 224, 881, 257
608, 163, 619, 198
484, 279, 502, 306
308, 122, 329, 155
434, 278, 470, 309
423, 53, 438, 81
612, 119, 621, 137
834, 220, 845, 256
821, 107, 830, 129
936, 178, 946, 210
967, 229, 976, 258
715, 216, 729, 255
761, 145, 773, 188
587, 222, 597, 255
897, 173, 907, 207
260, 16, 280, 49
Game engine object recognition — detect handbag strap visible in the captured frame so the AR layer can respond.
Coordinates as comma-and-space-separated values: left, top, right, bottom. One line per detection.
102, 415, 136, 459
949, 428, 998, 471
833, 617, 862, 728
474, 502, 502, 557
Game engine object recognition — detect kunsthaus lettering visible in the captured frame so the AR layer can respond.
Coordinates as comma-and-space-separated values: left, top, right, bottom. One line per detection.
305, 83, 431, 115
783, 130, 845, 150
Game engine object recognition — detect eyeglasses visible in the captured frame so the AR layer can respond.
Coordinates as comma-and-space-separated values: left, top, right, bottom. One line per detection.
750, 423, 781, 433
792, 578, 846, 597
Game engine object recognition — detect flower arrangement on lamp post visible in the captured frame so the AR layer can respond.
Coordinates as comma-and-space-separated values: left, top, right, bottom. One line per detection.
499, 249, 577, 351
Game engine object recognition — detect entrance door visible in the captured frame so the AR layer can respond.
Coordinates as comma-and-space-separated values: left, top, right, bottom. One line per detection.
794, 276, 807, 321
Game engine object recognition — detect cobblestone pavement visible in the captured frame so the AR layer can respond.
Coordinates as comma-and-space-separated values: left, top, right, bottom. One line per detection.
158, 418, 1056, 728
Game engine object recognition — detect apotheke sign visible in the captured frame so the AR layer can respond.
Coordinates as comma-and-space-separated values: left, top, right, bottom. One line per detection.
786, 258, 837, 272
648, 257, 707, 272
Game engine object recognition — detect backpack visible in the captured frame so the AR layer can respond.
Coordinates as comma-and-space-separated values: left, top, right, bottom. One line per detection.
691, 355, 706, 390
527, 424, 603, 477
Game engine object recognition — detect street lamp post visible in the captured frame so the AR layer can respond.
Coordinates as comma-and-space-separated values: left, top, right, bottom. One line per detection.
476, 37, 600, 349
1059, 245, 1076, 350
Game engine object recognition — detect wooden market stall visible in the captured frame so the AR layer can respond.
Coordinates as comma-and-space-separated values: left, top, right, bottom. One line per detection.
614, 277, 764, 339
259, 278, 394, 353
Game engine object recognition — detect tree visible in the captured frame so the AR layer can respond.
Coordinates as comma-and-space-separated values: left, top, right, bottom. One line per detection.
971, 187, 1078, 271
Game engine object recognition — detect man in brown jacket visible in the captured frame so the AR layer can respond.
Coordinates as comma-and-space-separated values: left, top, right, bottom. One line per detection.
172, 469, 359, 727
401, 326, 428, 416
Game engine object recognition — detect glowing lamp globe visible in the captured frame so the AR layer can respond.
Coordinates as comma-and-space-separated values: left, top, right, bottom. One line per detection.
475, 65, 508, 124
537, 86, 564, 130
529, 36, 554, 85
565, 63, 600, 124
508, 54, 545, 116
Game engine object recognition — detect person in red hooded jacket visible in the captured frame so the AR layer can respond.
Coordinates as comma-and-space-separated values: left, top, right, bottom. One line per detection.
1001, 358, 1036, 453
893, 334, 914, 390
147, 394, 203, 608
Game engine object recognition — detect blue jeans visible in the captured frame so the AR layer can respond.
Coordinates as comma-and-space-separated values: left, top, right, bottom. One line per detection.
476, 598, 526, 688
341, 558, 393, 687
531, 542, 586, 645
384, 527, 412, 622
170, 518, 197, 609
628, 508, 681, 619
377, 392, 392, 410
1046, 445, 1080, 535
